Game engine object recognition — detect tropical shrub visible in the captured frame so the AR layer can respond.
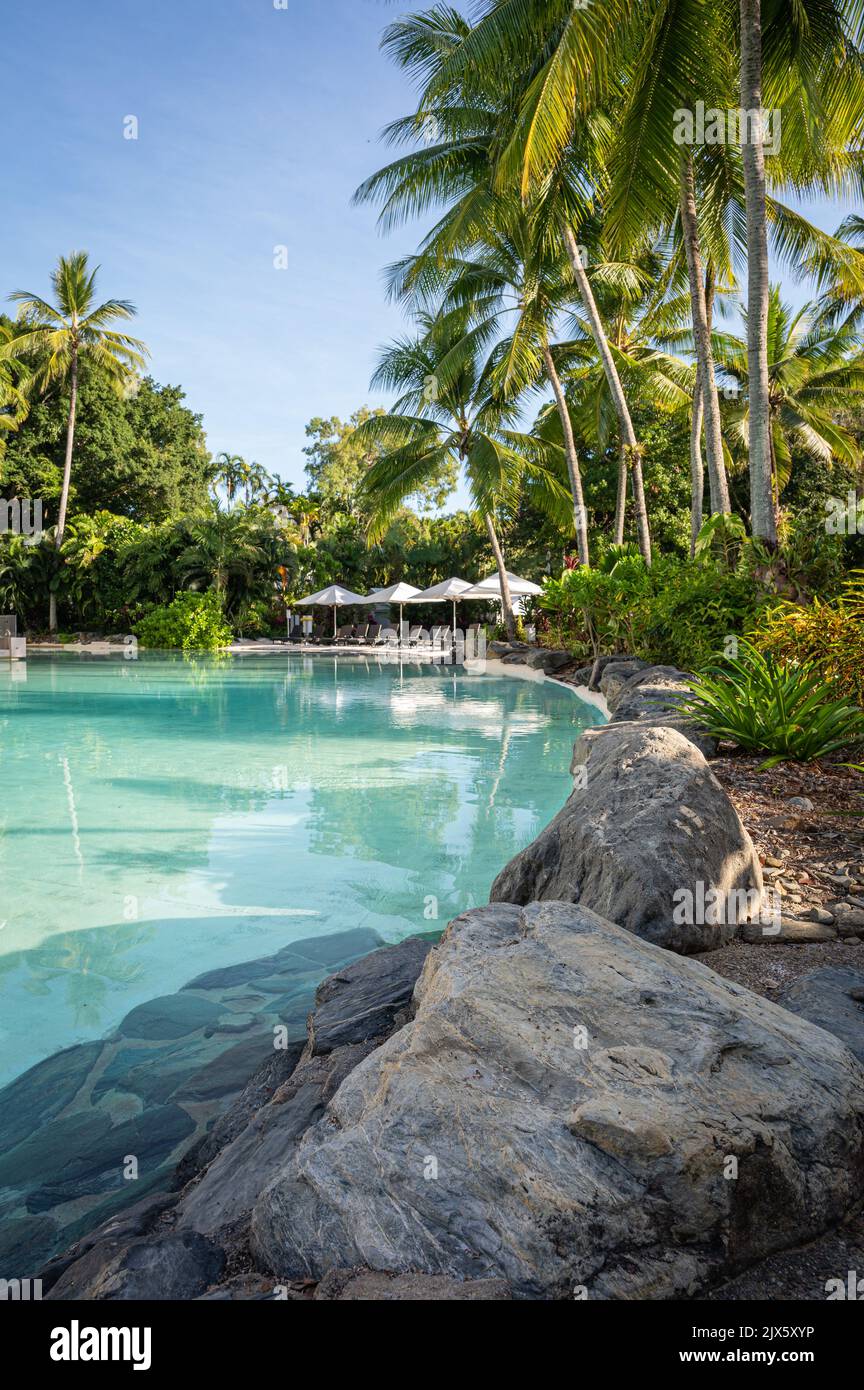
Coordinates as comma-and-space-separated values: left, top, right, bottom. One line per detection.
749, 573, 864, 705
134, 591, 231, 651
539, 556, 652, 666
539, 552, 762, 671
677, 641, 864, 766
630, 556, 762, 670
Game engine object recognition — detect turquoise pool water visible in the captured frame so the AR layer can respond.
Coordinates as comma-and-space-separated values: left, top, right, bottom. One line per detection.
0, 652, 602, 1087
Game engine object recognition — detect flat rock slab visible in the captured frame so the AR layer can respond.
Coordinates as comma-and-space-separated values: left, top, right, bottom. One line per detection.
778, 967, 864, 1064
740, 919, 838, 945
491, 723, 761, 953
313, 1269, 512, 1300
251, 902, 864, 1300
176, 936, 437, 1242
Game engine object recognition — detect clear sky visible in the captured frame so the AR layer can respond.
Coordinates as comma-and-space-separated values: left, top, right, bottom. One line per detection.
2, 0, 857, 495
2, 0, 422, 490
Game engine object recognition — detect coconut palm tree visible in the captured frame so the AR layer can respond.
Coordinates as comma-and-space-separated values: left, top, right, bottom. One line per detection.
425, 0, 864, 550
1, 252, 147, 628
213, 452, 247, 507
385, 194, 594, 563
535, 252, 695, 540
356, 308, 571, 639
356, 10, 653, 565
713, 285, 864, 521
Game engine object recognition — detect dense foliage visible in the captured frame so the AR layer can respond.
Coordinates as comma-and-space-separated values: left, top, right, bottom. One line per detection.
135, 591, 232, 653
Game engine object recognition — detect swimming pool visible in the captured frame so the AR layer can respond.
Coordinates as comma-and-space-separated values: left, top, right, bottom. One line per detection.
0, 652, 603, 1087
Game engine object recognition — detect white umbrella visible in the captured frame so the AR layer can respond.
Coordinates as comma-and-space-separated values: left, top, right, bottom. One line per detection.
295, 584, 369, 638
365, 582, 422, 638
407, 577, 474, 634
467, 570, 543, 597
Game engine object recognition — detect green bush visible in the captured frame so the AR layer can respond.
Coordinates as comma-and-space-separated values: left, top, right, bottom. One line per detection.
749, 572, 864, 705
631, 556, 761, 670
676, 640, 864, 767
134, 591, 231, 651
539, 552, 762, 671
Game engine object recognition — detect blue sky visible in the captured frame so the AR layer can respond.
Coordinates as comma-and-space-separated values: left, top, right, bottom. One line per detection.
2, 0, 857, 495
2, 0, 422, 490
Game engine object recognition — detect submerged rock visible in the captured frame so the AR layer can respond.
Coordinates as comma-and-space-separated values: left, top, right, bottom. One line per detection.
491, 723, 761, 953
250, 902, 864, 1300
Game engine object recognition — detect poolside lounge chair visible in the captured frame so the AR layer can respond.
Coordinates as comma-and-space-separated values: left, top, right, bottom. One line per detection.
373, 626, 398, 646
334, 623, 354, 644
405, 625, 425, 647
348, 624, 369, 645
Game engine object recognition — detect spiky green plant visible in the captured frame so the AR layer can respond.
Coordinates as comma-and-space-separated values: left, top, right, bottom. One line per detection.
677, 639, 864, 766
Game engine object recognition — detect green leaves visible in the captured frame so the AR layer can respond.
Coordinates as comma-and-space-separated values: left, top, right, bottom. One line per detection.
677, 639, 864, 766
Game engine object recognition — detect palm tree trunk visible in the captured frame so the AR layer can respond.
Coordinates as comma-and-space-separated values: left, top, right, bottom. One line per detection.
484, 511, 516, 641
542, 340, 590, 566
739, 0, 776, 544
614, 441, 627, 545
50, 349, 78, 631
561, 223, 652, 565
679, 153, 730, 515
690, 365, 705, 557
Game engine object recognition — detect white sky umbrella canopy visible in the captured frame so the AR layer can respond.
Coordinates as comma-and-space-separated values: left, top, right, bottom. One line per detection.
407, 577, 474, 637
407, 578, 474, 602
295, 584, 369, 639
365, 582, 422, 603
366, 582, 423, 639
295, 585, 368, 606
472, 571, 543, 596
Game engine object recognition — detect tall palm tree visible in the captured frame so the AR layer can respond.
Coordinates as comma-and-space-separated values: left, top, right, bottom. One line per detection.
239, 459, 272, 507
213, 452, 247, 507
356, 309, 571, 639
536, 253, 693, 542
714, 285, 864, 519
356, 9, 652, 564
385, 195, 593, 563
412, 3, 656, 561
1, 252, 147, 628
429, 0, 864, 549
738, 0, 774, 542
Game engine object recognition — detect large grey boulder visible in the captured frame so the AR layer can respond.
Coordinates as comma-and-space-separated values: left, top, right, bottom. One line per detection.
608, 665, 716, 757
598, 659, 651, 704
250, 902, 864, 1300
491, 723, 761, 953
